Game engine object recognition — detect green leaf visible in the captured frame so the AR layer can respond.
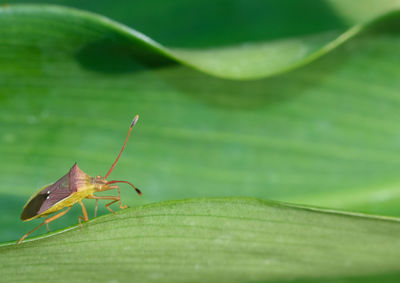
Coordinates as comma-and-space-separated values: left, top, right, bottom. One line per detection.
2, 198, 400, 282
2, 3, 400, 243
2, 3, 400, 79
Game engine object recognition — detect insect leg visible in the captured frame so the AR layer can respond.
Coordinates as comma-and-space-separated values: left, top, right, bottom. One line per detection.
92, 185, 118, 217
78, 200, 89, 228
17, 207, 72, 244
94, 199, 99, 218
99, 185, 128, 209
87, 195, 120, 214
17, 222, 45, 244
44, 217, 50, 232
44, 207, 72, 224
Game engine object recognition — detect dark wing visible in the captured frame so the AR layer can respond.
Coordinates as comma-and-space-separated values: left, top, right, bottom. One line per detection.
20, 187, 50, 221
21, 163, 86, 220
21, 173, 72, 220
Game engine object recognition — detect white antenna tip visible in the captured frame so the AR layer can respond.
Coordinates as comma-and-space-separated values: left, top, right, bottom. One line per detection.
131, 115, 139, 127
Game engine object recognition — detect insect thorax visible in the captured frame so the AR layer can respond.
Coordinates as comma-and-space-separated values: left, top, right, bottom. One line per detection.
91, 176, 108, 192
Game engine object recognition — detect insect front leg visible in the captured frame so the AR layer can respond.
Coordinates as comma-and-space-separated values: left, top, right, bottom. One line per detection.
87, 195, 121, 215
98, 185, 128, 209
111, 185, 128, 209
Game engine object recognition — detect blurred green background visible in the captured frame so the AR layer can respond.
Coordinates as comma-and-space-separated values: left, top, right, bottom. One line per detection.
1, 0, 400, 243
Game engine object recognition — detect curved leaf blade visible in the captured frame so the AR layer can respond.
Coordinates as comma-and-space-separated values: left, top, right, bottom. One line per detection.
1, 198, 400, 282
1, 4, 400, 79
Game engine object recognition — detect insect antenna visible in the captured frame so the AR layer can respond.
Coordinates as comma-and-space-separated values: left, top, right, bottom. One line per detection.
105, 115, 139, 179
106, 180, 142, 195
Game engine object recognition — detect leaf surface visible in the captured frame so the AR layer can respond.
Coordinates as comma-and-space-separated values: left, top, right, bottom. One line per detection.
2, 3, 400, 79
1, 198, 400, 282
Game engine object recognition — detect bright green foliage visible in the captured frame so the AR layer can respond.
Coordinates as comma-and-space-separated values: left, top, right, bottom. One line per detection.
2, 198, 400, 282
1, 2, 400, 281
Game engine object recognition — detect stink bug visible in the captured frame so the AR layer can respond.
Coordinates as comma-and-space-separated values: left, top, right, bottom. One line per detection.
17, 115, 142, 244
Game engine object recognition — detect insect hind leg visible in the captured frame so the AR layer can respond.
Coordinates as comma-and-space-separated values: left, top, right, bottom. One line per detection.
17, 206, 72, 244
17, 222, 45, 244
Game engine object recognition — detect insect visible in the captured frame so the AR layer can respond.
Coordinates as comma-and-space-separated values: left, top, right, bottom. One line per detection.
17, 115, 142, 244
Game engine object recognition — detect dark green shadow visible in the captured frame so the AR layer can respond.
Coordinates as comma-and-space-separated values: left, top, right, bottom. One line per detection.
7, 0, 348, 48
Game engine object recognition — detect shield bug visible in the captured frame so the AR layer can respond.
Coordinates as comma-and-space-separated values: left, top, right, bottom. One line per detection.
17, 115, 142, 244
